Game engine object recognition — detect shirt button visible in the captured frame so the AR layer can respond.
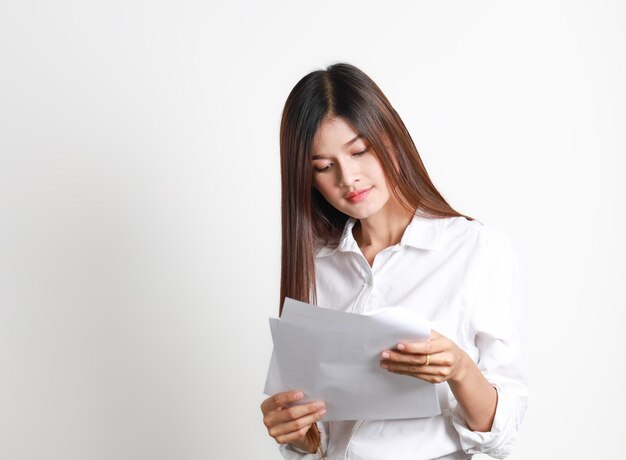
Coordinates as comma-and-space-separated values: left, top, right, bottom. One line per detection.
367, 274, 375, 286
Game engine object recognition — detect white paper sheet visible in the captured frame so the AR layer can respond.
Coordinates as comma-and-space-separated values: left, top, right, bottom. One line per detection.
264, 298, 441, 421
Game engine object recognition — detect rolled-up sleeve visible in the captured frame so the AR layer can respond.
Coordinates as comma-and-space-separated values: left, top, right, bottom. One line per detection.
278, 422, 329, 460
451, 236, 528, 459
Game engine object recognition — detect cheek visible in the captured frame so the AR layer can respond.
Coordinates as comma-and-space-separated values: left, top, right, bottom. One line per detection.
313, 176, 330, 191
366, 158, 386, 181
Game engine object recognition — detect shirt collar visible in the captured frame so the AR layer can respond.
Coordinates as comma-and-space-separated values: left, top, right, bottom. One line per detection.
316, 212, 443, 258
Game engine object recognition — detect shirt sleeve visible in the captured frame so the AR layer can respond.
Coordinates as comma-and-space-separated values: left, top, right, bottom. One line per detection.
450, 235, 528, 459
278, 422, 329, 460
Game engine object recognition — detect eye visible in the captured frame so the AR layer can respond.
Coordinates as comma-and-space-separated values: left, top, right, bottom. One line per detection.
353, 148, 368, 157
314, 164, 332, 173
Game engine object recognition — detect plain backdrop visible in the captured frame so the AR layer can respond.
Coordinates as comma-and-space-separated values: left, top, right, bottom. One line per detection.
1, 1, 625, 459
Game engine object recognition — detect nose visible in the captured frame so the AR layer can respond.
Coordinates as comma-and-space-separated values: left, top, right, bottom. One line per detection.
337, 161, 359, 188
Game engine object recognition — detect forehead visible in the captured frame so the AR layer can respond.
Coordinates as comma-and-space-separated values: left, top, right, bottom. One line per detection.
311, 117, 363, 155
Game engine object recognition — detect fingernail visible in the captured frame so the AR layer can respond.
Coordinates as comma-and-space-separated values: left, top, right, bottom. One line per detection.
380, 362, 388, 369
319, 409, 327, 416
316, 402, 325, 409
381, 352, 390, 359
397, 343, 405, 351
294, 391, 303, 398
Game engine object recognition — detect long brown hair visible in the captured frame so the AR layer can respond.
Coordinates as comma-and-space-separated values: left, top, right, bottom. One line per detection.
279, 62, 474, 315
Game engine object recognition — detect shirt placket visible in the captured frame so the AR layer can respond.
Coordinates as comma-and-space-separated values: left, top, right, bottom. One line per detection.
351, 254, 375, 314
345, 246, 401, 459
351, 246, 398, 314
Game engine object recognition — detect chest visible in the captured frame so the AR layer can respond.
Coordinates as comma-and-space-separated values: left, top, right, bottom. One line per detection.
314, 246, 485, 353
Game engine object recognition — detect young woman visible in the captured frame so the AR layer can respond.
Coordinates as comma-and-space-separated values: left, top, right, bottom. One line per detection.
260, 63, 527, 460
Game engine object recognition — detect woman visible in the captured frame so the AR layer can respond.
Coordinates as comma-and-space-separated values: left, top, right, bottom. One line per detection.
260, 63, 527, 460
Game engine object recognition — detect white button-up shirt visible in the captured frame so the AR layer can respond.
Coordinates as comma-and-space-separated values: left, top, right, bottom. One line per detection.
279, 212, 528, 460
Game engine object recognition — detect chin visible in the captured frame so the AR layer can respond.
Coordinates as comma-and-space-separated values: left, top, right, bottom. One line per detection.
342, 204, 385, 220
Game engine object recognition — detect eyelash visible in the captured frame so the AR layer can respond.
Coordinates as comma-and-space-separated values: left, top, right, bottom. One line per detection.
314, 149, 368, 173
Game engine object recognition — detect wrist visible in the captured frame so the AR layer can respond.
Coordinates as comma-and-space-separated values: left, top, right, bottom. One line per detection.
289, 439, 317, 454
449, 349, 472, 385
290, 425, 320, 453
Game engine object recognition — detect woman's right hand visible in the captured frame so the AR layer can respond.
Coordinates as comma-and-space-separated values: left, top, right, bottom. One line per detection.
260, 390, 326, 453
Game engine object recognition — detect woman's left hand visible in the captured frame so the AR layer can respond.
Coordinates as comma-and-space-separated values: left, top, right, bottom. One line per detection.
379, 330, 469, 384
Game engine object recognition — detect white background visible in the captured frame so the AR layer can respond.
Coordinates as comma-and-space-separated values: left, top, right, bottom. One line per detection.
1, 1, 625, 459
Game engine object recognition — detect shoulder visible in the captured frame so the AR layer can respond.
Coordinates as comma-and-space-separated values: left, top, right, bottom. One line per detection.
437, 215, 517, 261
315, 243, 339, 258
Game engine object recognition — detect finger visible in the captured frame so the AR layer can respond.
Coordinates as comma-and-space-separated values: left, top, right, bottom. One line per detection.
269, 407, 327, 439
261, 390, 304, 413
381, 360, 446, 375
269, 401, 326, 426
274, 419, 320, 445
383, 349, 455, 367
394, 335, 447, 355
381, 349, 431, 366
392, 369, 442, 383
392, 368, 452, 384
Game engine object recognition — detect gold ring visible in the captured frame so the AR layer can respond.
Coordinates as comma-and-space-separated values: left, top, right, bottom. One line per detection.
425, 354, 431, 366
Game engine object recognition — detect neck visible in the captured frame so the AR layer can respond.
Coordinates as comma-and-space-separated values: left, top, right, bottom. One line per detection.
353, 197, 414, 249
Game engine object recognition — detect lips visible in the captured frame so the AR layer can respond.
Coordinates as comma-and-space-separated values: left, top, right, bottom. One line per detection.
345, 187, 372, 202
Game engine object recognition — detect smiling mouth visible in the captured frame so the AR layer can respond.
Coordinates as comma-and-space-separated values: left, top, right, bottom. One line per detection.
345, 187, 372, 199
345, 187, 372, 202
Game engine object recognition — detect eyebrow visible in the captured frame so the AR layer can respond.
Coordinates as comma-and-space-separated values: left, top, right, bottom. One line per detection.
312, 134, 364, 160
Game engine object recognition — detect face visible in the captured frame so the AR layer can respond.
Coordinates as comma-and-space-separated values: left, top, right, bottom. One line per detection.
311, 116, 392, 220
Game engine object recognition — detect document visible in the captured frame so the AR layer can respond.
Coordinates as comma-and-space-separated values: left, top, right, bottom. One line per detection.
263, 298, 441, 421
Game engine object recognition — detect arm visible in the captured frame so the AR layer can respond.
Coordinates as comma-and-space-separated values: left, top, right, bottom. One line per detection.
447, 351, 497, 432
380, 329, 498, 432
380, 238, 527, 458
